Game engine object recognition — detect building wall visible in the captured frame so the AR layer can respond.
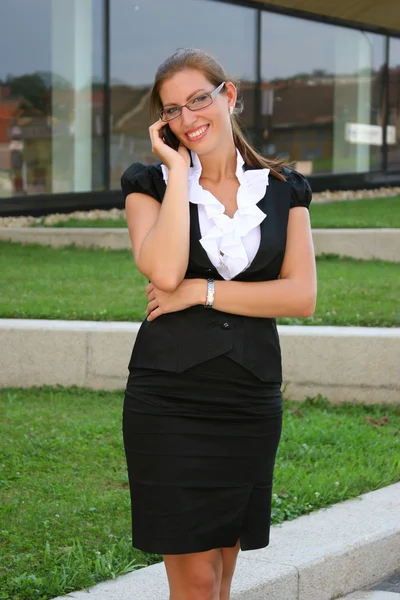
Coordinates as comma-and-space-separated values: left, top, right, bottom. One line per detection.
0, 0, 399, 209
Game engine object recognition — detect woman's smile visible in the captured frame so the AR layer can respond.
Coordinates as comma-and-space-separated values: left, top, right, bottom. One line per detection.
185, 123, 210, 142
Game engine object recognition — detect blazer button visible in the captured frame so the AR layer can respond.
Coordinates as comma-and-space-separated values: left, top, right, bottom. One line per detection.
221, 322, 231, 330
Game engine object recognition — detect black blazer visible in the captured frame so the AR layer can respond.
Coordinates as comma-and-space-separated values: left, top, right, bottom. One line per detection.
121, 161, 312, 382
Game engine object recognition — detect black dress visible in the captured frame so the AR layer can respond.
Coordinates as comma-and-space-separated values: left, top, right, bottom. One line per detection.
121, 160, 312, 555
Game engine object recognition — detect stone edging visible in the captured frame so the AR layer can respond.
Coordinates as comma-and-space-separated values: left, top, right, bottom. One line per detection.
1, 320, 399, 404
0, 187, 399, 228
0, 227, 399, 261
50, 482, 400, 600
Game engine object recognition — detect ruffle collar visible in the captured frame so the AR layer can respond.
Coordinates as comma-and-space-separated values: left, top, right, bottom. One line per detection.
161, 149, 269, 279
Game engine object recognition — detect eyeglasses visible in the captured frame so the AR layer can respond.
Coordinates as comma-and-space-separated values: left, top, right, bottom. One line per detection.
159, 82, 226, 122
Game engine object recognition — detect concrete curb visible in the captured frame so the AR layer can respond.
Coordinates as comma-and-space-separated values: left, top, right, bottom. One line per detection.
51, 482, 400, 600
312, 228, 400, 262
0, 227, 399, 262
1, 320, 399, 404
344, 594, 400, 599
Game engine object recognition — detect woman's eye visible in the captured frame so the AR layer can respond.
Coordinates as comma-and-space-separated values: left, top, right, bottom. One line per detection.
192, 94, 208, 104
166, 106, 179, 115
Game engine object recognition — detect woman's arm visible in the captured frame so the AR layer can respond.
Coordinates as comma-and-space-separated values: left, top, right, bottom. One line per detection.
125, 121, 191, 292
210, 207, 316, 317
126, 166, 189, 292
146, 207, 317, 320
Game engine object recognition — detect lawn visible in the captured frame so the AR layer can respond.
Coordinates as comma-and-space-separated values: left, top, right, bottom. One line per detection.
1, 387, 399, 600
0, 242, 399, 327
29, 196, 400, 229
309, 196, 400, 228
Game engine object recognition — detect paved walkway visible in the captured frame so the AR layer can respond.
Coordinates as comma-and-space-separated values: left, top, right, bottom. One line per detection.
51, 483, 400, 600
343, 571, 400, 599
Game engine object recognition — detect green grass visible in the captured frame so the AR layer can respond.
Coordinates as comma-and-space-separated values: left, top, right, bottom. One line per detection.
31, 219, 128, 229
278, 253, 400, 328
1, 387, 399, 600
0, 242, 399, 327
309, 196, 400, 228
30, 196, 400, 229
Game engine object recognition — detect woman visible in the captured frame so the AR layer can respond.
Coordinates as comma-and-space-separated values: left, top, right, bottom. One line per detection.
121, 48, 317, 600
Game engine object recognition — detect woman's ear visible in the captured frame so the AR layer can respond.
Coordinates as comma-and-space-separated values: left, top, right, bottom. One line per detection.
224, 81, 237, 112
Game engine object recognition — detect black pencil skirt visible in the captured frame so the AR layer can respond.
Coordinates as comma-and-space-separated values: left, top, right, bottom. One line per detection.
122, 355, 283, 555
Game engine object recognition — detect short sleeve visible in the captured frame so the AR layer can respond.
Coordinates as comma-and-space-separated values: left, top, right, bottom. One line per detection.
285, 168, 312, 209
120, 162, 162, 202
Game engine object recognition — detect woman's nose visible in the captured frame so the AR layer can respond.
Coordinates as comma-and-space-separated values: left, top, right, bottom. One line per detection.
181, 106, 197, 127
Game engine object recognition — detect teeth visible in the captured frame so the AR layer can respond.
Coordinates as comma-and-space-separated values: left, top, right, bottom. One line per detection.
187, 125, 208, 139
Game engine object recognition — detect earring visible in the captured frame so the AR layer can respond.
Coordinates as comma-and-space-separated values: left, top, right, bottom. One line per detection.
229, 106, 234, 115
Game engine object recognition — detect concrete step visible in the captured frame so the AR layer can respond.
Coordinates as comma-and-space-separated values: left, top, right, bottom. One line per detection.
0, 226, 399, 262
1, 319, 399, 404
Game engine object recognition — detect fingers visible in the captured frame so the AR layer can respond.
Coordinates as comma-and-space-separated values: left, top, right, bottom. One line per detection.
149, 119, 167, 146
146, 299, 159, 315
146, 290, 156, 303
146, 283, 155, 298
149, 122, 191, 170
149, 118, 165, 131
149, 120, 165, 137
147, 306, 162, 322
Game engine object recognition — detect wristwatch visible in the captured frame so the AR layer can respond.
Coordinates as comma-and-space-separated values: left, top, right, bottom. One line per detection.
204, 278, 215, 309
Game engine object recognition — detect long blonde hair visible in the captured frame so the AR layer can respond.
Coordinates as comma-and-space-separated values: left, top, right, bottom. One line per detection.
149, 48, 286, 182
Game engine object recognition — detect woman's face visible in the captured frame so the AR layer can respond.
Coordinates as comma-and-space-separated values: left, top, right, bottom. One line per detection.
159, 68, 236, 154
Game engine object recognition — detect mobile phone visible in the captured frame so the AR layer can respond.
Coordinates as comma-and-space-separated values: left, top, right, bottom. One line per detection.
162, 124, 180, 151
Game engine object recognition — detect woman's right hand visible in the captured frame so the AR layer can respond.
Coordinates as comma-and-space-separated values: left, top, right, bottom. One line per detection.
149, 120, 191, 172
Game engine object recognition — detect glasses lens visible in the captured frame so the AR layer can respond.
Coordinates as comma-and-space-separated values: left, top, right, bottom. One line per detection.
187, 93, 212, 111
161, 108, 181, 121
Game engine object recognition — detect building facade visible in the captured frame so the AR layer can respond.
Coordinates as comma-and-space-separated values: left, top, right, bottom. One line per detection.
1, 0, 400, 215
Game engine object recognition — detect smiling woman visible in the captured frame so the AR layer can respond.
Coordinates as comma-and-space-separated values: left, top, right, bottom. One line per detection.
109, 0, 259, 189
149, 54, 286, 181
120, 47, 316, 600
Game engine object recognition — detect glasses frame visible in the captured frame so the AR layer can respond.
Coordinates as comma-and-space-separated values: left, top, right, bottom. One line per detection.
159, 81, 226, 122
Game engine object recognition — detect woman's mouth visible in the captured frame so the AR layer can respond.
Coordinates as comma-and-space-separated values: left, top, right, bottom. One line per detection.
185, 124, 209, 143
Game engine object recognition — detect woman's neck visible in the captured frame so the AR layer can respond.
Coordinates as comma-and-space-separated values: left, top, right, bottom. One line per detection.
196, 141, 238, 184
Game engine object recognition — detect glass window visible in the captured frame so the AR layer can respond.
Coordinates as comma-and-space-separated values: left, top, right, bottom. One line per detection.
110, 0, 257, 189
261, 12, 386, 175
0, 0, 105, 199
388, 37, 400, 171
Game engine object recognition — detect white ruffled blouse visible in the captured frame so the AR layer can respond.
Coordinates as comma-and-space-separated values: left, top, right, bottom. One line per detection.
161, 149, 270, 280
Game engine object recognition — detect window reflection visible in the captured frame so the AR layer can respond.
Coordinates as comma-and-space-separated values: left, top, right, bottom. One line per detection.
0, 0, 105, 198
110, 0, 257, 188
261, 13, 386, 175
0, 0, 398, 201
388, 38, 400, 171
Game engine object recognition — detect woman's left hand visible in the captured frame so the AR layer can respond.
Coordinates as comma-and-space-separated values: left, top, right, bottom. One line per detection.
146, 279, 206, 321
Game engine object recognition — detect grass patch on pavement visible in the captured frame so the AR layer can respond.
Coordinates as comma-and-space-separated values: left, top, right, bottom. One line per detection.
0, 242, 399, 327
1, 386, 399, 600
31, 218, 128, 228
309, 195, 400, 228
